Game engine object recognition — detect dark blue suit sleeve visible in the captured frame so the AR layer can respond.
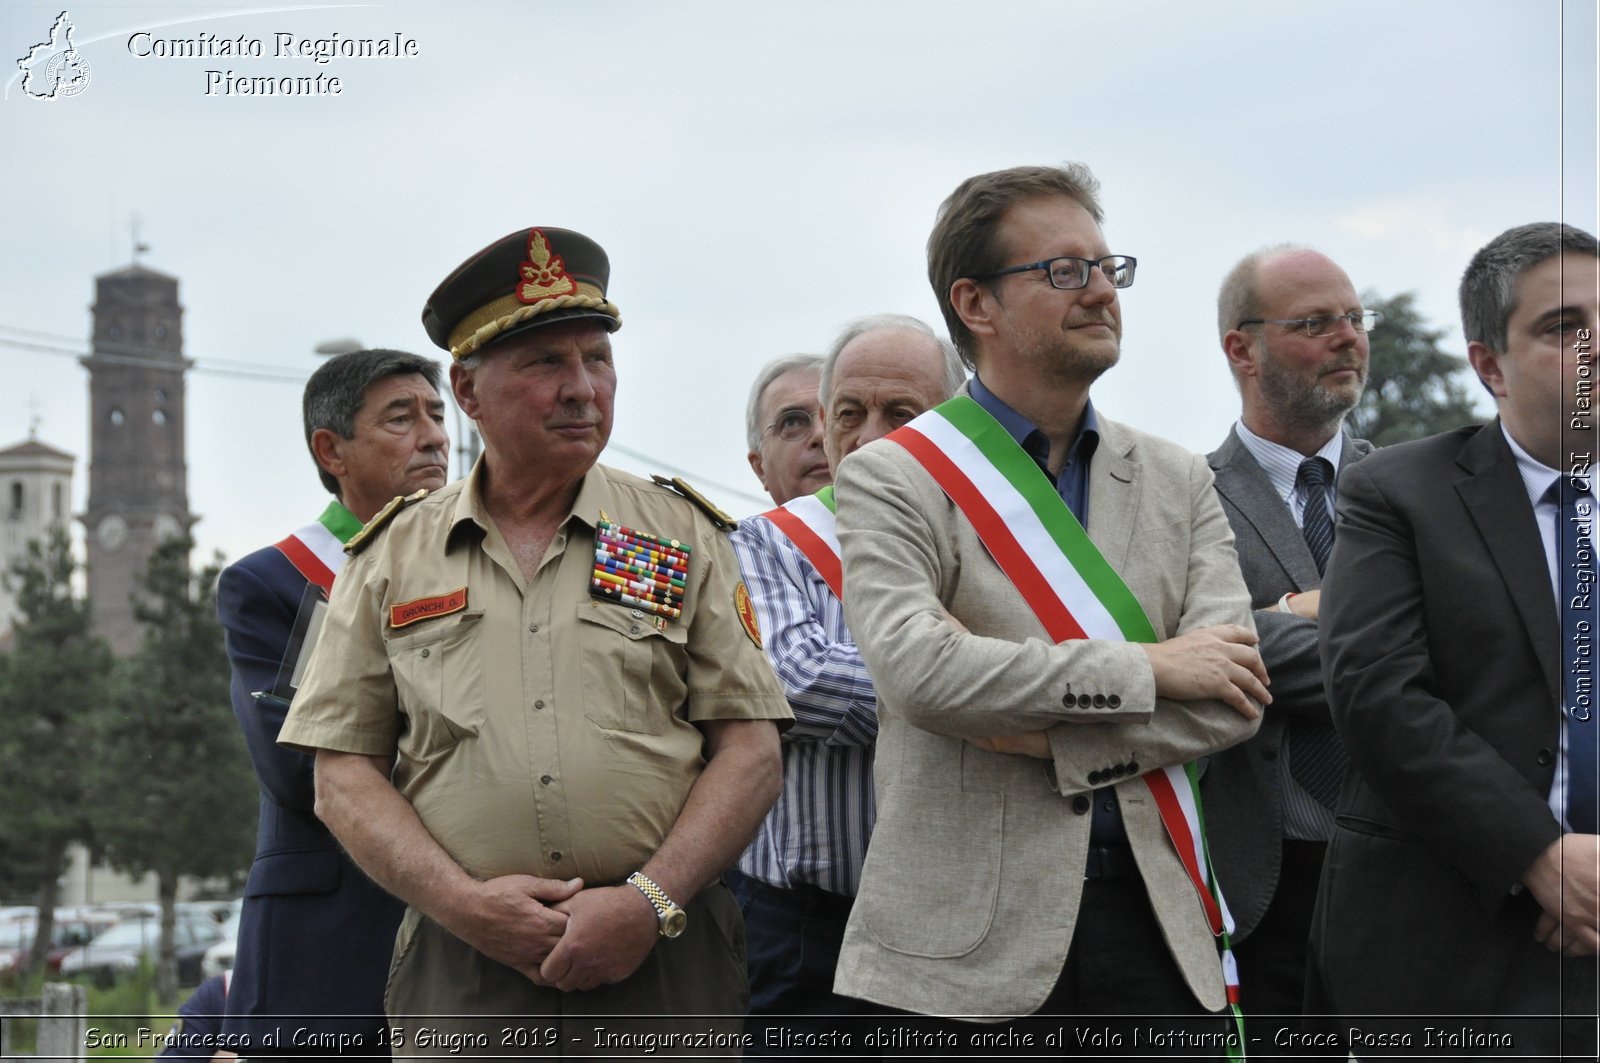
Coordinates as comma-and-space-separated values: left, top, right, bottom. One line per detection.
217, 552, 316, 812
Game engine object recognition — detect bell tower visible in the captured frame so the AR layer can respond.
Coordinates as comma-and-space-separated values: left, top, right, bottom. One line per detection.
81, 264, 194, 655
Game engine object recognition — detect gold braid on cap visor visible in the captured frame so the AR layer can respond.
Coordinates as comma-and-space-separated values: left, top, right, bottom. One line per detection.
447, 283, 621, 360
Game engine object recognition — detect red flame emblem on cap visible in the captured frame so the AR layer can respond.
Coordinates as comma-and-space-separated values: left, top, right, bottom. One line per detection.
518, 229, 578, 303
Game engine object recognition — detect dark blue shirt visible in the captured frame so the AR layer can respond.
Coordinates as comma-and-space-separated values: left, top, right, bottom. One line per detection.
968, 376, 1124, 845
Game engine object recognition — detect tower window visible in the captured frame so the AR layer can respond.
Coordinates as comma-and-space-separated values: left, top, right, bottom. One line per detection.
52, 482, 63, 520
152, 409, 167, 426
10, 481, 21, 519
109, 408, 125, 425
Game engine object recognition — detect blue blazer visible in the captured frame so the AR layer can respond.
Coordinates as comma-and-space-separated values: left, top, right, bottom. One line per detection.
217, 540, 404, 1049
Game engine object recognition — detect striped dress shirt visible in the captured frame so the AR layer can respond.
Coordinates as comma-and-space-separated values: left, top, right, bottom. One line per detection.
729, 511, 877, 897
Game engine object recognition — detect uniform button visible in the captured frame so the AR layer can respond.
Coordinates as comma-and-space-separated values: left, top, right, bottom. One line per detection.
1071, 795, 1091, 815
550, 851, 562, 861
1107, 695, 1121, 709
529, 623, 540, 633
540, 775, 552, 785
1077, 694, 1094, 709
630, 609, 644, 619
419, 648, 430, 658
534, 699, 546, 710
1093, 694, 1107, 708
630, 624, 642, 634
1537, 748, 1555, 766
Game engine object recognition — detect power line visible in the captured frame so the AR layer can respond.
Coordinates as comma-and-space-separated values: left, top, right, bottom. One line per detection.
1, 323, 771, 510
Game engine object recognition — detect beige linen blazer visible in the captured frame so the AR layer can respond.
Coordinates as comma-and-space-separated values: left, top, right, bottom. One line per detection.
832, 411, 1260, 1019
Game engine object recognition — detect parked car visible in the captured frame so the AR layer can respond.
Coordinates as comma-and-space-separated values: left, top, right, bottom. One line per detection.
58, 911, 224, 986
199, 907, 241, 980
0, 912, 121, 978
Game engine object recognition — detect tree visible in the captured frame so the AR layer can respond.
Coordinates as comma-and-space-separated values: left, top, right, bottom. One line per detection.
0, 527, 113, 979
1347, 290, 1486, 446
89, 536, 255, 1004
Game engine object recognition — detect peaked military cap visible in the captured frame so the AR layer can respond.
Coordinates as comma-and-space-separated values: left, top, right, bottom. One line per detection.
422, 227, 621, 360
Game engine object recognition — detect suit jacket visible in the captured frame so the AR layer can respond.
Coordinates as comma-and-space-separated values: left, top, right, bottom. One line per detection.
1312, 422, 1571, 1016
1200, 427, 1372, 941
217, 541, 404, 1046
831, 411, 1261, 1019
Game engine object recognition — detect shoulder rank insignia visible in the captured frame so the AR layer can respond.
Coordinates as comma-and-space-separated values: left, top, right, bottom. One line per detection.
345, 489, 430, 556
591, 516, 690, 621
651, 474, 737, 531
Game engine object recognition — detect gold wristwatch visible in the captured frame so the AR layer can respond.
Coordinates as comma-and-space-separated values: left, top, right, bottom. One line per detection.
626, 871, 687, 939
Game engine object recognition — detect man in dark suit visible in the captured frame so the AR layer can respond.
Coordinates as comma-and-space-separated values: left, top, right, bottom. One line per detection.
1311, 222, 1600, 1057
1201, 247, 1375, 1047
217, 348, 448, 1058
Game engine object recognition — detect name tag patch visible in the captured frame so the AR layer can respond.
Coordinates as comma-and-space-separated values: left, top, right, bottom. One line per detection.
390, 587, 468, 629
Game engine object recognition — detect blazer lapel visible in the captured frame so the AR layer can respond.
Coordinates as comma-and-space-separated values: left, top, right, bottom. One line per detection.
1209, 427, 1321, 591
1087, 420, 1140, 574
1455, 422, 1560, 701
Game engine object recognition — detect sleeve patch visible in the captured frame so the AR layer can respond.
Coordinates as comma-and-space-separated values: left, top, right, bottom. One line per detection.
734, 581, 762, 649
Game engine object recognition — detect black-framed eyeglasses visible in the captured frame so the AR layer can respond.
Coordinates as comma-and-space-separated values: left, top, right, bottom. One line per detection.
974, 255, 1137, 291
1236, 310, 1381, 338
761, 408, 815, 444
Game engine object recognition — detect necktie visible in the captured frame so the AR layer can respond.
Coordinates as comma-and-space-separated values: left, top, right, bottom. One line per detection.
1559, 477, 1598, 835
1289, 456, 1345, 808
1298, 457, 1334, 576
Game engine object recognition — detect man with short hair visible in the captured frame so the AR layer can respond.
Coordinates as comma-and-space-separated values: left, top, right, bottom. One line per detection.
730, 315, 962, 1035
1200, 246, 1376, 1047
745, 354, 829, 507
1311, 222, 1600, 1056
279, 227, 790, 1056
833, 164, 1266, 1046
218, 347, 447, 1058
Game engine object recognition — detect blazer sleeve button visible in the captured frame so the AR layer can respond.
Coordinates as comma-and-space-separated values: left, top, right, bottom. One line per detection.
1537, 748, 1555, 766
1093, 694, 1107, 708
1107, 695, 1122, 709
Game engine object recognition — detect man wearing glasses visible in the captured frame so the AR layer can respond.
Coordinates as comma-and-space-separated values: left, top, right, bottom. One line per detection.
730, 316, 963, 1044
1200, 246, 1377, 1052
832, 163, 1267, 1049
745, 354, 830, 507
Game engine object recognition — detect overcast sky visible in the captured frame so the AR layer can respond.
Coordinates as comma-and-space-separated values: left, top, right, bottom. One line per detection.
1, 0, 1594, 570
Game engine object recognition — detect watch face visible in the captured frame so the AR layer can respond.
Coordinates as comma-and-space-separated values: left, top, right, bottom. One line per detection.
661, 907, 687, 939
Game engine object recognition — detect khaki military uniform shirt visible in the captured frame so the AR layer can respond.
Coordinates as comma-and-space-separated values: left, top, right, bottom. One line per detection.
280, 461, 791, 888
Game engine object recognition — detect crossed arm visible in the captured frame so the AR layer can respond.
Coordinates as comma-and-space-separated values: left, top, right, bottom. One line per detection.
314, 716, 780, 991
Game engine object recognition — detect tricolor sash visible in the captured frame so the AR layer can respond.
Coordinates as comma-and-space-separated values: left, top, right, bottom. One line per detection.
274, 500, 361, 595
760, 486, 843, 601
887, 395, 1245, 1052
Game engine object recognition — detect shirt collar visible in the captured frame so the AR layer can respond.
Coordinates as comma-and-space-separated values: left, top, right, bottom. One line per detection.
1501, 422, 1564, 510
1233, 419, 1345, 505
969, 374, 1101, 470
449, 455, 617, 536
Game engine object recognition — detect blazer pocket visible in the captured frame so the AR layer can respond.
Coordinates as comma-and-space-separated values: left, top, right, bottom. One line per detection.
855, 785, 1001, 958
245, 848, 341, 897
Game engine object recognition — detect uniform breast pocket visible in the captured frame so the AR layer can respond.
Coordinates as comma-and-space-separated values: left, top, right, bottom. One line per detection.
575, 600, 688, 735
385, 610, 487, 757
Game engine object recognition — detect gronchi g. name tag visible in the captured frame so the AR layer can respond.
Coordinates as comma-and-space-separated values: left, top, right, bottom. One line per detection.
390, 587, 468, 629
590, 517, 689, 621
